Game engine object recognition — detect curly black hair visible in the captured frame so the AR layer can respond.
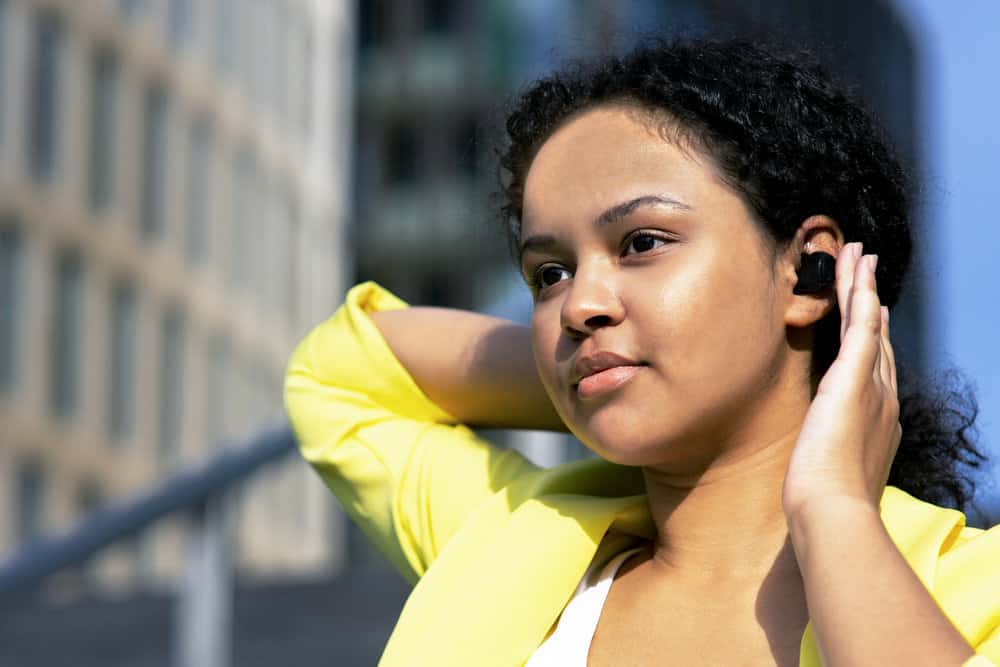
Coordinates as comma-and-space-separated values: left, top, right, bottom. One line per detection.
495, 36, 986, 513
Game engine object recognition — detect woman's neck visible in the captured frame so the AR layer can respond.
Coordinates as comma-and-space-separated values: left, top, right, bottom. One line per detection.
639, 393, 812, 585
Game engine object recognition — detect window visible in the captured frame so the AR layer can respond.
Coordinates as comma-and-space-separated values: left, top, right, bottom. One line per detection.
88, 47, 119, 214
108, 278, 136, 442
228, 149, 254, 288
158, 306, 185, 460
212, 0, 234, 75
117, 0, 146, 19
0, 222, 21, 393
385, 122, 417, 185
167, 0, 192, 50
298, 13, 313, 140
425, 0, 456, 35
267, 183, 285, 313
282, 191, 299, 325
204, 334, 230, 449
273, 1, 289, 126
185, 118, 212, 265
285, 11, 313, 139
27, 11, 63, 183
50, 249, 83, 419
234, 359, 253, 436
0, 0, 10, 149
77, 479, 104, 515
17, 459, 45, 541
358, 0, 385, 51
139, 83, 168, 240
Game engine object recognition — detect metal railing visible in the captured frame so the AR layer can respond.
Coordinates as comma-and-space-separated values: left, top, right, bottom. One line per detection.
0, 420, 297, 667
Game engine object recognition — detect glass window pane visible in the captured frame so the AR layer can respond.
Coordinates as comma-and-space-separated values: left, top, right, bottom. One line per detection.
212, 0, 234, 74
158, 306, 185, 460
109, 278, 136, 442
299, 15, 313, 140
117, 0, 146, 19
283, 191, 298, 325
185, 118, 211, 264
17, 459, 45, 541
27, 11, 63, 183
205, 335, 230, 449
167, 0, 192, 50
0, 221, 21, 392
281, 192, 301, 326
77, 479, 104, 515
0, 0, 9, 149
88, 47, 119, 213
228, 149, 253, 287
139, 84, 167, 240
50, 249, 83, 419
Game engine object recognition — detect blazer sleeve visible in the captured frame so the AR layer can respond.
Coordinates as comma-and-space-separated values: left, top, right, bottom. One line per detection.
283, 281, 541, 584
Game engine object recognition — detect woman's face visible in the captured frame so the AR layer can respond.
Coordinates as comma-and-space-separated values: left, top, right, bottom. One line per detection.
520, 105, 796, 469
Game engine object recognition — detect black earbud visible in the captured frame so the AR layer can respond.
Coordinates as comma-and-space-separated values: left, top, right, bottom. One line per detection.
793, 252, 837, 294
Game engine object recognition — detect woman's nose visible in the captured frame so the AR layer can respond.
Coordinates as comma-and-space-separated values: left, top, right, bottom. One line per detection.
559, 267, 625, 336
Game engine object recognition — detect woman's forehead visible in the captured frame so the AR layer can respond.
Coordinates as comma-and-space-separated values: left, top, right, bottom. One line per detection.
520, 109, 732, 237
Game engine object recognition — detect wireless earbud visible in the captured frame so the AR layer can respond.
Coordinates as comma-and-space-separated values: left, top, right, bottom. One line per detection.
793, 252, 837, 294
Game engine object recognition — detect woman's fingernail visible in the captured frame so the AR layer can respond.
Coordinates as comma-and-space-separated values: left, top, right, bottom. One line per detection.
869, 254, 879, 272
853, 243, 863, 259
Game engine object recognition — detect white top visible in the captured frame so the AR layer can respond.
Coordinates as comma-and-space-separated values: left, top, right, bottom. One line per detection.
525, 546, 646, 666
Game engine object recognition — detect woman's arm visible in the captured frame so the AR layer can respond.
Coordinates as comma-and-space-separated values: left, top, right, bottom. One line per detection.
285, 283, 558, 580
788, 499, 977, 666
370, 307, 567, 432
783, 244, 978, 665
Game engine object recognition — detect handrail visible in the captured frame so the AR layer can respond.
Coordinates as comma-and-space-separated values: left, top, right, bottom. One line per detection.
0, 421, 296, 595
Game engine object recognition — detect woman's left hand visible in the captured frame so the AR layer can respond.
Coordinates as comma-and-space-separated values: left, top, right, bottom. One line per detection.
782, 241, 902, 520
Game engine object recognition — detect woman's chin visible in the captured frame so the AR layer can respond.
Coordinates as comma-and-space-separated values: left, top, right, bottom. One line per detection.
579, 432, 671, 467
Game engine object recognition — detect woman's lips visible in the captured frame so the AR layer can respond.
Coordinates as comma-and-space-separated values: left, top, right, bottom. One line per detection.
576, 365, 644, 399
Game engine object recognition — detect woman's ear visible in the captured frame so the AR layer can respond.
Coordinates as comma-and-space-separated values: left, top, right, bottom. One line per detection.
783, 215, 845, 328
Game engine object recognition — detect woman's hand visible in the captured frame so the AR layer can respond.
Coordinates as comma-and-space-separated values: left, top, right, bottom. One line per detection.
782, 241, 902, 520
781, 243, 977, 666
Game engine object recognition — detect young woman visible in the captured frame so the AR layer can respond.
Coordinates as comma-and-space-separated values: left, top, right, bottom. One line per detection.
284, 37, 999, 666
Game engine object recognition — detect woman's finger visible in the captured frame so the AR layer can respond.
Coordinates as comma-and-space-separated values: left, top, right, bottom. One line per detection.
841, 253, 882, 380
877, 306, 892, 389
837, 242, 862, 342
880, 306, 898, 395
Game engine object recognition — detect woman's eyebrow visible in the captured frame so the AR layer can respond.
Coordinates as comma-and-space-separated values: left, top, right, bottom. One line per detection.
519, 194, 693, 262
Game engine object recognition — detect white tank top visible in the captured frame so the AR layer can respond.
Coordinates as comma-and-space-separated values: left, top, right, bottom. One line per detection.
525, 546, 646, 666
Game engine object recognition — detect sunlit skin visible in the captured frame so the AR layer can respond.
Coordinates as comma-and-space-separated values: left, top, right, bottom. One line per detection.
518, 105, 975, 665
520, 105, 837, 583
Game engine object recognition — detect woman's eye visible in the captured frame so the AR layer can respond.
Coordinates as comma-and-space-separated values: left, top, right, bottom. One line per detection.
535, 265, 571, 289
625, 233, 668, 255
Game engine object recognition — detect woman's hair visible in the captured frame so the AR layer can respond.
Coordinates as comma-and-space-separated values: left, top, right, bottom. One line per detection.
495, 35, 987, 512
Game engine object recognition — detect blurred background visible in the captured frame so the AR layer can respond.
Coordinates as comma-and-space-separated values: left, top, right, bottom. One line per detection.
0, 1, 996, 665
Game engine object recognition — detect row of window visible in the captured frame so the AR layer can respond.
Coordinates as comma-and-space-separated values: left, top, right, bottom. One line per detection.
359, 0, 460, 51
0, 222, 282, 458
2, 5, 299, 323
117, 0, 314, 138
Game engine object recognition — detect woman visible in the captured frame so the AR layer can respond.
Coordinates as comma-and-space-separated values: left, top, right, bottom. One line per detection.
284, 37, 999, 665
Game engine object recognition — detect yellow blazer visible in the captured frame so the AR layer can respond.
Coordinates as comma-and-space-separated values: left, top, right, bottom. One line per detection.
284, 281, 1000, 667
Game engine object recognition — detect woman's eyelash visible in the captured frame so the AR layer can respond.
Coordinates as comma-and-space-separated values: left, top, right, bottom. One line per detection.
526, 232, 675, 293
624, 232, 671, 254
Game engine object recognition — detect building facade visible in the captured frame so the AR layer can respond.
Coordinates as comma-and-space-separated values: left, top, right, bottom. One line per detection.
0, 0, 353, 594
